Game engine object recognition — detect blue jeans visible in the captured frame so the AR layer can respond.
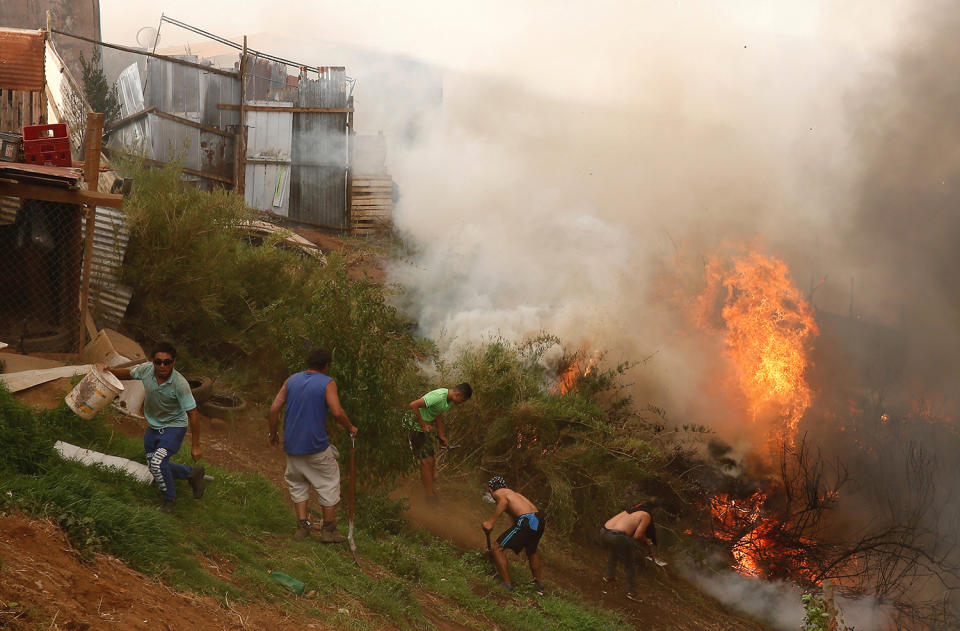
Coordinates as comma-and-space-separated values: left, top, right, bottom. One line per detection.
144, 426, 192, 501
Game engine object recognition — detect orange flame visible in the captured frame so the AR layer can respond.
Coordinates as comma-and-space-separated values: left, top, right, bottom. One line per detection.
710, 491, 821, 581
557, 352, 598, 395
698, 252, 818, 445
711, 491, 768, 576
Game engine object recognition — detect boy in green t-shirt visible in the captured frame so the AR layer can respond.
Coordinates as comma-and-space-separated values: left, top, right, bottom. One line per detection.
405, 383, 472, 502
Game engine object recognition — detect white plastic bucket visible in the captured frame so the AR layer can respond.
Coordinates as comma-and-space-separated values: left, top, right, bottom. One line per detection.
65, 366, 125, 420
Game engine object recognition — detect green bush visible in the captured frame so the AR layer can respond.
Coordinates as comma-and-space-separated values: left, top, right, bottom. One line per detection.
118, 162, 429, 483
270, 256, 429, 482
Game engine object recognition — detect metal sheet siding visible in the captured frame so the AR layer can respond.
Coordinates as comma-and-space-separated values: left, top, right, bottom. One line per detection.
81, 205, 133, 329
0, 29, 45, 91
244, 102, 292, 214
289, 68, 348, 228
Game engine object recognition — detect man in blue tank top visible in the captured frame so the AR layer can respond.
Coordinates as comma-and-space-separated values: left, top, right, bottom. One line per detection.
268, 348, 358, 542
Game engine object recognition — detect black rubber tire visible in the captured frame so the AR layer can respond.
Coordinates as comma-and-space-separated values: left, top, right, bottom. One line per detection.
19, 327, 73, 353
185, 375, 213, 406
199, 393, 247, 420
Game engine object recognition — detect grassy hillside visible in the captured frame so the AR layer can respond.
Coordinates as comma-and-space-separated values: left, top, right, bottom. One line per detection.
0, 385, 631, 630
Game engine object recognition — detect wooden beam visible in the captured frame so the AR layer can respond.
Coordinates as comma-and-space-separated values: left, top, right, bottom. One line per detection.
0, 181, 123, 209
84, 113, 104, 189
151, 109, 234, 137
49, 29, 239, 79
236, 36, 247, 195
218, 104, 354, 113
233, 127, 247, 193
346, 94, 354, 234
104, 106, 157, 132
137, 157, 234, 184
80, 112, 104, 351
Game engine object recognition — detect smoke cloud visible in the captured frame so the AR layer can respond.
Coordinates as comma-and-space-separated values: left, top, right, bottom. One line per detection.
679, 564, 894, 631
385, 3, 908, 428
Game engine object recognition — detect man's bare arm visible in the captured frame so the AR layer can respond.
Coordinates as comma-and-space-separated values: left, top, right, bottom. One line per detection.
267, 379, 288, 446
326, 381, 357, 436
103, 365, 132, 380
482, 494, 509, 532
408, 398, 432, 432
435, 413, 448, 446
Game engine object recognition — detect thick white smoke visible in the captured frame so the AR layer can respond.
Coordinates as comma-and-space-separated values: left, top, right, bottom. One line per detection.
385, 3, 910, 423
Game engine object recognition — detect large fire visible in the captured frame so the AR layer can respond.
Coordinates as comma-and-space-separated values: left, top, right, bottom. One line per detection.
710, 491, 820, 581
698, 251, 819, 445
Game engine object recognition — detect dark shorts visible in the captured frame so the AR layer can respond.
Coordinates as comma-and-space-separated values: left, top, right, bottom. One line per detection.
409, 430, 436, 460
497, 512, 545, 556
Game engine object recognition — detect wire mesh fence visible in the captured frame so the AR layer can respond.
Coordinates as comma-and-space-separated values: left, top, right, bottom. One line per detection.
0, 197, 83, 353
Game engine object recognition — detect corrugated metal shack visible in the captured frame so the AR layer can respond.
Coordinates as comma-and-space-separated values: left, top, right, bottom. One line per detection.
0, 27, 127, 351
81, 17, 357, 231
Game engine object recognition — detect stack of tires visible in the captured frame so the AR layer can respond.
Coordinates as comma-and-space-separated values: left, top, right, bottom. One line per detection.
186, 376, 247, 421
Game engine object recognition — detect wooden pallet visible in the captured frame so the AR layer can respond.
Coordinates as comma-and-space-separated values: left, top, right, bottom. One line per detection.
351, 174, 394, 235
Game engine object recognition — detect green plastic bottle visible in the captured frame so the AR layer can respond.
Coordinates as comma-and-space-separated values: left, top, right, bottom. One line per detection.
268, 570, 305, 595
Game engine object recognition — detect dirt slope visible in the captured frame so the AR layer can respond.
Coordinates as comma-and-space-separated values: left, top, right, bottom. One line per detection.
0, 514, 321, 631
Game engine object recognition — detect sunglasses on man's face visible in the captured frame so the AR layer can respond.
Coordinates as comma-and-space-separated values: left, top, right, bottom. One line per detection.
154, 358, 174, 366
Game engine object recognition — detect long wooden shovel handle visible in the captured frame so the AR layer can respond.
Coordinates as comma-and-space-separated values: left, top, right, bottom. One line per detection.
349, 435, 356, 522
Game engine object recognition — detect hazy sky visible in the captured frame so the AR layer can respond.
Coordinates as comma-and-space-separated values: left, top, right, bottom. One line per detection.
100, 1, 908, 99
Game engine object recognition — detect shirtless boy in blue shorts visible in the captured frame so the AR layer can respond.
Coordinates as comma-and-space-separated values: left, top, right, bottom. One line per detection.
481, 476, 546, 595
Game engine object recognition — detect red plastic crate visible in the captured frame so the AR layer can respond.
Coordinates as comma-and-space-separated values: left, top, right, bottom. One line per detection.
23, 138, 72, 166
22, 123, 68, 142
23, 148, 72, 167
22, 123, 72, 167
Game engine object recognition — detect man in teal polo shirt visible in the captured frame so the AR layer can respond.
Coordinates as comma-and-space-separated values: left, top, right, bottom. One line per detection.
404, 383, 472, 502
106, 341, 205, 513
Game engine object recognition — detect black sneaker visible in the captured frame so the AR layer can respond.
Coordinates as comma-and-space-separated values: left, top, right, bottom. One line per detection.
533, 581, 545, 596
188, 466, 206, 499
160, 499, 176, 514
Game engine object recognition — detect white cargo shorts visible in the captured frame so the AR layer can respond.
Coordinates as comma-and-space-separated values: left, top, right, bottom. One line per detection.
284, 445, 341, 506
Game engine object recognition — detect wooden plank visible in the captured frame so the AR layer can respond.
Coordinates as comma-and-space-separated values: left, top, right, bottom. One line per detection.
131, 157, 234, 185
0, 181, 123, 208
351, 209, 392, 214
104, 106, 157, 132
152, 109, 234, 137
218, 104, 354, 113
236, 36, 247, 194
80, 112, 104, 351
0, 365, 92, 393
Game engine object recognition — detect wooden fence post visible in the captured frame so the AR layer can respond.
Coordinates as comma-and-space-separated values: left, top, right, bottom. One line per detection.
79, 112, 104, 350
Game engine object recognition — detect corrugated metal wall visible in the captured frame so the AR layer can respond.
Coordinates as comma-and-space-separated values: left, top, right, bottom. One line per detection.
0, 29, 45, 91
290, 67, 348, 228
244, 103, 292, 215
83, 205, 133, 329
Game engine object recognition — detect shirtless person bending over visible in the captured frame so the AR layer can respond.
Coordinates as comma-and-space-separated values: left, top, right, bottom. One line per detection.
481, 476, 546, 595
600, 499, 661, 601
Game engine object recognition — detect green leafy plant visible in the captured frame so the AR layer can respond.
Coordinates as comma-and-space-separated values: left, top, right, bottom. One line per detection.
802, 592, 853, 631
